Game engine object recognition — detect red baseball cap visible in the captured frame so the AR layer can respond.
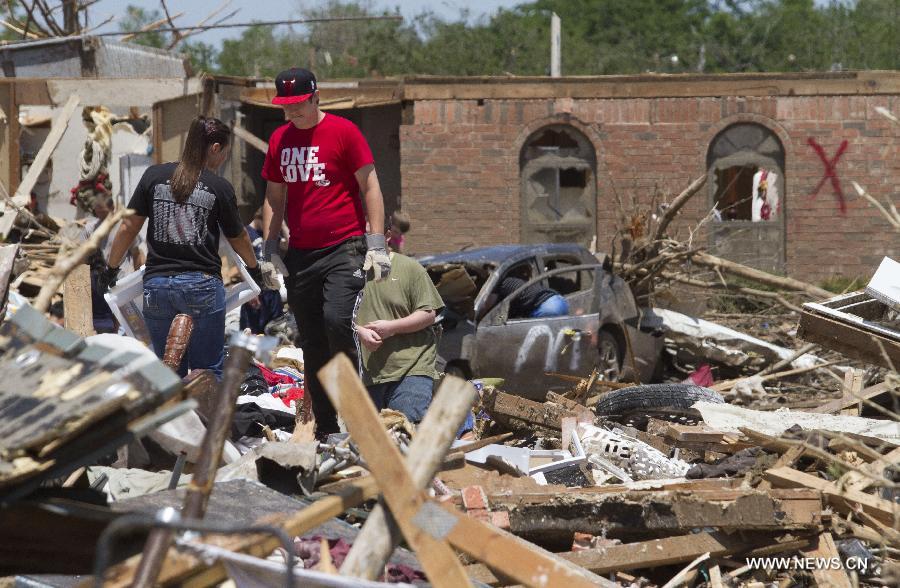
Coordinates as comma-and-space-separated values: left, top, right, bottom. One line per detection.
272, 68, 318, 105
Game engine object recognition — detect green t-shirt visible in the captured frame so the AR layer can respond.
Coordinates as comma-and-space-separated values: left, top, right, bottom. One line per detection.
357, 253, 445, 385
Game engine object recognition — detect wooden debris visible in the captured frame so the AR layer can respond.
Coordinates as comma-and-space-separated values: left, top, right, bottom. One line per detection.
319, 355, 472, 588
61, 263, 92, 337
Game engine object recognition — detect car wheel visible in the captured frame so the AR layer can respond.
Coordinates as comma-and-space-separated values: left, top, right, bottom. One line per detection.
595, 383, 725, 416
596, 330, 622, 382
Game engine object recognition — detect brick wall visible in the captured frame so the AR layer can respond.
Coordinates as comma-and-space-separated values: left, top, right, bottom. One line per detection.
401, 93, 899, 282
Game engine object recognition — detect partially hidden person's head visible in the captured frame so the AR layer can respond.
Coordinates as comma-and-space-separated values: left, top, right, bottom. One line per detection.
171, 116, 232, 203
92, 194, 114, 220
272, 68, 320, 129
390, 210, 411, 234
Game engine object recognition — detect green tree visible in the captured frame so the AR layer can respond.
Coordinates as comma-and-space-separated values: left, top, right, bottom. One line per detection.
120, 5, 166, 49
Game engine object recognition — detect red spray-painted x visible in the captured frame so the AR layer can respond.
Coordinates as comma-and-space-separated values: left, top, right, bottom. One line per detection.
808, 137, 849, 214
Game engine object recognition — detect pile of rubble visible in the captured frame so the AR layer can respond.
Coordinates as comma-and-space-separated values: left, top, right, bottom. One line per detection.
0, 277, 897, 587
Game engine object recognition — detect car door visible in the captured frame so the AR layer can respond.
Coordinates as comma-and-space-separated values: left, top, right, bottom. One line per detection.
474, 264, 600, 400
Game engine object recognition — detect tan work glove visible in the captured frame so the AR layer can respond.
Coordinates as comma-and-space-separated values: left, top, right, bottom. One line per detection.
363, 233, 391, 281
262, 239, 289, 276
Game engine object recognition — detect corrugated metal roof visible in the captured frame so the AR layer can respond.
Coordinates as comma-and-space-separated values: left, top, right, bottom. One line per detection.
0, 35, 186, 79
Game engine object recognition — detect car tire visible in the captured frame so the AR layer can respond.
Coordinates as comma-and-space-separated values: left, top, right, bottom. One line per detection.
596, 330, 622, 382
595, 383, 724, 416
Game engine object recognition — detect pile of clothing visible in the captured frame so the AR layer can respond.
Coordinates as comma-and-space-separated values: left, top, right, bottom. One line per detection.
232, 347, 305, 451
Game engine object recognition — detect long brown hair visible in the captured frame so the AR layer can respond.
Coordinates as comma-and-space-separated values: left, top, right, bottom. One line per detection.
170, 116, 231, 203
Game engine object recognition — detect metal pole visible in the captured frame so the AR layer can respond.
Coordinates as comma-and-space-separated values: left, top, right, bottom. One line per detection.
131, 332, 274, 588
551, 12, 561, 77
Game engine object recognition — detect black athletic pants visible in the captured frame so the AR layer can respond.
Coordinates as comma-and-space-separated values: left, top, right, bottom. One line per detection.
285, 236, 367, 435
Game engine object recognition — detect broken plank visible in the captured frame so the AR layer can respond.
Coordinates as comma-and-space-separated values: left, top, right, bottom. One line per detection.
799, 533, 852, 588
482, 388, 574, 431
809, 380, 898, 414
798, 309, 900, 371
493, 488, 822, 541
341, 375, 476, 580
319, 354, 472, 588
440, 501, 613, 588
0, 94, 80, 238
63, 264, 93, 337
765, 466, 898, 527
840, 368, 865, 416
93, 477, 379, 588
232, 124, 268, 154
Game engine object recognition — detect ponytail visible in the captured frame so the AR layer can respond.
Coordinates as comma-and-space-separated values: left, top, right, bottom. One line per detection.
170, 116, 232, 203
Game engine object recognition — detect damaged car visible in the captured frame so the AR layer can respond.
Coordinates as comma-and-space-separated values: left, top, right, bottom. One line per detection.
419, 243, 664, 400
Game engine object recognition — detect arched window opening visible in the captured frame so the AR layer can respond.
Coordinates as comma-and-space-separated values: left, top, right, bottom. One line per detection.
520, 125, 597, 246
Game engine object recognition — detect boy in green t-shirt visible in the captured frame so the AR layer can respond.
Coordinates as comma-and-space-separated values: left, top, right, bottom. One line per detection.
355, 235, 444, 422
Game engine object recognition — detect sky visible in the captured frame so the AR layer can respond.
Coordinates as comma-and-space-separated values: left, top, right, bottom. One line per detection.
88, 0, 526, 48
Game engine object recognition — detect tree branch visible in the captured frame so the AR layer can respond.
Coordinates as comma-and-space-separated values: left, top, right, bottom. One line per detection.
33, 207, 133, 313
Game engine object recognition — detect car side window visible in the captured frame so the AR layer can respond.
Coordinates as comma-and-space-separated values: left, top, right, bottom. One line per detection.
542, 256, 594, 295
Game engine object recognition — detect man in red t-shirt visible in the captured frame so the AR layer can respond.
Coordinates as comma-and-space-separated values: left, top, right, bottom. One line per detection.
261, 67, 390, 435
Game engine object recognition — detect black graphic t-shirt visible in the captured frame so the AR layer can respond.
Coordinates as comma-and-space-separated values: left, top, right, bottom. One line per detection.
128, 162, 244, 280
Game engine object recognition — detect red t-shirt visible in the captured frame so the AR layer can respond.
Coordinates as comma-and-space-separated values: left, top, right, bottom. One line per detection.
262, 113, 374, 249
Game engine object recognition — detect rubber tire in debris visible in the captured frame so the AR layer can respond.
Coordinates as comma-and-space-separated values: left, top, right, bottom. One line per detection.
595, 383, 724, 416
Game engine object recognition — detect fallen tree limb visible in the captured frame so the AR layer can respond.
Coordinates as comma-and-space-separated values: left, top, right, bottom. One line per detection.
653, 174, 707, 242
663, 271, 804, 313
689, 251, 832, 299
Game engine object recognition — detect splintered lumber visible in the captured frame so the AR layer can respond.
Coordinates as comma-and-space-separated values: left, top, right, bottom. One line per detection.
799, 533, 852, 588
340, 375, 476, 580
482, 388, 575, 431
321, 355, 606, 588
0, 94, 81, 238
62, 263, 93, 337
89, 476, 379, 588
437, 501, 614, 588
798, 308, 900, 371
809, 380, 899, 414
466, 533, 813, 585
840, 368, 865, 416
765, 466, 898, 527
491, 488, 823, 540
319, 354, 472, 588
232, 124, 268, 154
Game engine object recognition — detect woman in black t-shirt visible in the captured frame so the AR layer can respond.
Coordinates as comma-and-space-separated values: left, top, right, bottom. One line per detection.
104, 116, 263, 378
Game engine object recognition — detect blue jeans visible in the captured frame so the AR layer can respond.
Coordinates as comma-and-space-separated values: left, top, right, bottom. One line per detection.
143, 272, 226, 379
531, 294, 569, 317
367, 376, 434, 423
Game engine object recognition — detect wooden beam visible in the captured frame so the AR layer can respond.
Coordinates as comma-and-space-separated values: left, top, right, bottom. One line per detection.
466, 532, 813, 585
840, 368, 865, 416
493, 488, 823, 538
798, 310, 900, 371
91, 477, 379, 588
62, 263, 93, 337
766, 466, 898, 527
0, 94, 80, 238
809, 380, 897, 414
800, 533, 852, 588
319, 354, 472, 588
439, 502, 614, 588
341, 375, 476, 580
402, 71, 900, 101
232, 124, 268, 154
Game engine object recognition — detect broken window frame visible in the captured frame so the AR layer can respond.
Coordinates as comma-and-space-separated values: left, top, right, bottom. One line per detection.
520, 125, 598, 246
707, 123, 786, 224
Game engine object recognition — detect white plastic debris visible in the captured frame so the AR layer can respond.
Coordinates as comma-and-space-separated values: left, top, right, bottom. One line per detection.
577, 423, 690, 481
694, 401, 900, 443
866, 256, 900, 313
